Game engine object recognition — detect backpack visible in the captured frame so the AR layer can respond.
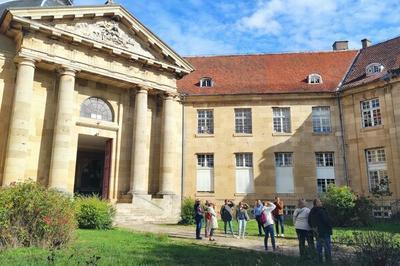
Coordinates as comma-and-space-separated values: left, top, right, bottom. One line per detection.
260, 211, 267, 225
206, 212, 211, 220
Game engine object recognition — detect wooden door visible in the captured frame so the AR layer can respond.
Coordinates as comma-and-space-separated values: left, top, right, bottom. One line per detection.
102, 139, 112, 199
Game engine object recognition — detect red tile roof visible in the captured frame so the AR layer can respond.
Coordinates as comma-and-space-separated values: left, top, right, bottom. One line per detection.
177, 50, 357, 95
342, 36, 400, 89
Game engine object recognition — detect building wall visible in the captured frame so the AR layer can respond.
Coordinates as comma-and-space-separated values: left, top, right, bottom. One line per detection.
0, 35, 16, 186
182, 95, 345, 207
342, 80, 400, 203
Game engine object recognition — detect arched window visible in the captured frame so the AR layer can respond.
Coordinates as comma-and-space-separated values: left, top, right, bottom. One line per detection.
80, 97, 113, 122
200, 77, 213, 87
308, 73, 322, 84
366, 63, 384, 76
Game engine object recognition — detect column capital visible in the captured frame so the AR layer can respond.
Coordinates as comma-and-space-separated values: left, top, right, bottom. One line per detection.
135, 86, 150, 94
57, 66, 78, 77
163, 92, 180, 101
14, 56, 36, 68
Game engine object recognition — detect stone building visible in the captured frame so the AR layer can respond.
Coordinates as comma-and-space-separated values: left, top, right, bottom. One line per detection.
0, 2, 193, 223
0, 1, 399, 222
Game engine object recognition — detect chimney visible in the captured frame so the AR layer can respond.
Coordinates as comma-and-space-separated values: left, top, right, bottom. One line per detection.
332, 41, 349, 51
361, 38, 371, 49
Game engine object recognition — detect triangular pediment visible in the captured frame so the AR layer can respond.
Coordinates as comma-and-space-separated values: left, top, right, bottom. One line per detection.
0, 4, 194, 74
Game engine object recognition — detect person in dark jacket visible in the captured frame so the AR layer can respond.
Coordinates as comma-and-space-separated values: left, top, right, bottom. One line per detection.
220, 199, 235, 237
308, 199, 332, 263
253, 200, 264, 236
193, 199, 204, 240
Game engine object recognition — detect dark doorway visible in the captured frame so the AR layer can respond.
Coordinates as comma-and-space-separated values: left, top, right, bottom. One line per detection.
74, 135, 112, 199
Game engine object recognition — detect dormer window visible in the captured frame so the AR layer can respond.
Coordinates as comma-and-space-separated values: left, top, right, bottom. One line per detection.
200, 77, 213, 87
366, 63, 384, 76
308, 74, 322, 84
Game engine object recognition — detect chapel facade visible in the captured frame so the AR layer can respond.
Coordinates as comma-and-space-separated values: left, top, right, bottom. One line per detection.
0, 2, 399, 223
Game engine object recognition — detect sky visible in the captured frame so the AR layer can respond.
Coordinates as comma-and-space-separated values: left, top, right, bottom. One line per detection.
73, 0, 400, 56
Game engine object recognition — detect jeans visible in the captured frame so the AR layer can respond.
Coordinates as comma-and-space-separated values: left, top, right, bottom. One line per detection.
263, 224, 276, 250
296, 229, 315, 257
275, 215, 284, 235
238, 219, 247, 238
195, 218, 202, 238
224, 220, 234, 235
255, 215, 263, 235
317, 235, 332, 262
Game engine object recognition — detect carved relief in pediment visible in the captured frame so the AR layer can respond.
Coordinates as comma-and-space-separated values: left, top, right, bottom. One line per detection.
46, 19, 156, 59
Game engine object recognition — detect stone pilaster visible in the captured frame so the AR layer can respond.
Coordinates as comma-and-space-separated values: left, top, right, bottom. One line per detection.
2, 56, 36, 185
130, 87, 149, 194
159, 93, 179, 195
48, 67, 77, 193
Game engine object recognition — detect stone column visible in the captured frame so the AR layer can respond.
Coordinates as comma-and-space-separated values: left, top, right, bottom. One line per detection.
130, 87, 149, 194
159, 93, 178, 195
48, 67, 76, 193
2, 56, 36, 185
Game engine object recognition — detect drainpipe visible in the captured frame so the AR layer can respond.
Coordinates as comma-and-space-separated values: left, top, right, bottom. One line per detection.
336, 91, 349, 186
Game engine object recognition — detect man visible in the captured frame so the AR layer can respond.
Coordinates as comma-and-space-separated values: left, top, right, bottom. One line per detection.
193, 199, 204, 240
308, 199, 332, 263
262, 201, 276, 251
204, 200, 210, 238
220, 199, 235, 237
254, 200, 264, 236
272, 197, 285, 237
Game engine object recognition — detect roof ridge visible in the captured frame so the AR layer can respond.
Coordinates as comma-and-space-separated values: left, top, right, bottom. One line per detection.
184, 49, 358, 58
362, 35, 400, 50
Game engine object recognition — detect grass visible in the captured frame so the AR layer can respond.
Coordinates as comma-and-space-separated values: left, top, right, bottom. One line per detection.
0, 229, 312, 266
217, 219, 400, 242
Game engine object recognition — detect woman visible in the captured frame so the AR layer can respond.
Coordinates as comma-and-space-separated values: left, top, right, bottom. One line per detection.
293, 199, 315, 258
236, 202, 250, 239
262, 201, 276, 251
207, 203, 218, 241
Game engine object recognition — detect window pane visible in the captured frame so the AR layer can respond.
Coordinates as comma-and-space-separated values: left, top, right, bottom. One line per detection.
312, 106, 331, 133
235, 108, 252, 134
361, 99, 382, 127
80, 97, 113, 122
273, 108, 291, 133
197, 110, 214, 134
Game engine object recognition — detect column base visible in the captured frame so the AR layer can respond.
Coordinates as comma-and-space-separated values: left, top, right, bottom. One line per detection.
128, 190, 148, 195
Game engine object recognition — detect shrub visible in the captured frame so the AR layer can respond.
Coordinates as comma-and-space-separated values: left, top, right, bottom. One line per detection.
75, 196, 115, 230
179, 198, 195, 225
352, 196, 375, 226
340, 231, 400, 266
322, 185, 356, 226
0, 181, 76, 249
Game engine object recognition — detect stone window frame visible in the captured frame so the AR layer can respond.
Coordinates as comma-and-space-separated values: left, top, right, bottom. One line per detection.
308, 73, 323, 84
361, 98, 382, 128
234, 108, 252, 134
199, 77, 213, 87
365, 63, 384, 76
273, 107, 291, 133
80, 97, 114, 122
197, 109, 214, 134
316, 152, 334, 167
235, 153, 253, 168
312, 106, 331, 133
366, 148, 389, 192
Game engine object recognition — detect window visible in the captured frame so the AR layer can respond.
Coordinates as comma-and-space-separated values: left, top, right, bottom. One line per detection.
316, 152, 335, 193
200, 77, 213, 87
366, 148, 388, 192
80, 97, 113, 122
196, 154, 214, 192
312, 106, 331, 133
197, 110, 214, 134
366, 63, 384, 76
235, 153, 254, 193
275, 152, 293, 167
317, 179, 335, 193
275, 152, 294, 193
284, 205, 296, 216
308, 74, 322, 84
273, 107, 291, 133
373, 206, 392, 218
235, 108, 252, 134
361, 99, 382, 128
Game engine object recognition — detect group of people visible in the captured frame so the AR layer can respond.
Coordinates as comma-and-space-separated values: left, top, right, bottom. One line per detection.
193, 197, 333, 263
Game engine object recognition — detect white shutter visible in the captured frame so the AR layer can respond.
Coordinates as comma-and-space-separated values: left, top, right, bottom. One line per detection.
276, 167, 294, 193
196, 168, 214, 192
235, 168, 254, 193
316, 167, 335, 179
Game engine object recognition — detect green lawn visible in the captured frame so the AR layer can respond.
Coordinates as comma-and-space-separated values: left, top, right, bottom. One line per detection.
0, 229, 312, 266
217, 219, 400, 242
